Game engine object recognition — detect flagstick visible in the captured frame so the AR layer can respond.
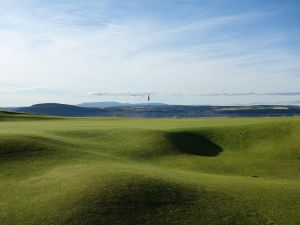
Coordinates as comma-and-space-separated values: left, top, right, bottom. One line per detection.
148, 93, 150, 117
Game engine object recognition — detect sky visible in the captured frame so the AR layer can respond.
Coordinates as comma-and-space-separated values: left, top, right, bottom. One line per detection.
1, 0, 300, 106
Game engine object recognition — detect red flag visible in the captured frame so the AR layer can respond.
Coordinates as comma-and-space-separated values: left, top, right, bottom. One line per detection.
148, 93, 150, 102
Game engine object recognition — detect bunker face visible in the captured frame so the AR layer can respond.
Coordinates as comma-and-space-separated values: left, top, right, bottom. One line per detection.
0, 112, 299, 225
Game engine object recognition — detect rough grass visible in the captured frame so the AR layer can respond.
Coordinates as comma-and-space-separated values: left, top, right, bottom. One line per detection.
0, 111, 299, 225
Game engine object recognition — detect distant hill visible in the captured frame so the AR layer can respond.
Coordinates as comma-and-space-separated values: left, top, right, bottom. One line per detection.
9, 103, 300, 117
15, 103, 110, 117
77, 101, 168, 108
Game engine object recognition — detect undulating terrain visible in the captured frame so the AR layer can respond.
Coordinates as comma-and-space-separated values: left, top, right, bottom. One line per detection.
0, 111, 299, 225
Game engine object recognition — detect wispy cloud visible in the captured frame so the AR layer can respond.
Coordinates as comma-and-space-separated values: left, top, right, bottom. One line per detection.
194, 92, 300, 97
0, 85, 43, 93
90, 91, 300, 98
91, 92, 154, 97
0, 0, 300, 106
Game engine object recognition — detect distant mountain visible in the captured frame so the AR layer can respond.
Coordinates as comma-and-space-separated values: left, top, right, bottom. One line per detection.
77, 101, 168, 108
15, 103, 110, 117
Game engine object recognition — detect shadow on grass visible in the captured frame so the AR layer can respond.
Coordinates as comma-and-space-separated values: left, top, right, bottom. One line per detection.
166, 132, 223, 156
63, 176, 269, 225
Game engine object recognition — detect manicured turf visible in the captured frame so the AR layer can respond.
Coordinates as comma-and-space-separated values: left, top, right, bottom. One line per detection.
0, 111, 299, 224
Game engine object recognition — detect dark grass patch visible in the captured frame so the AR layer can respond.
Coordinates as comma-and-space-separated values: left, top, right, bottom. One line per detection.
62, 176, 269, 225
166, 131, 223, 156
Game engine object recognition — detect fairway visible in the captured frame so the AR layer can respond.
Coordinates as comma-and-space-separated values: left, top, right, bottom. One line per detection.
0, 111, 299, 225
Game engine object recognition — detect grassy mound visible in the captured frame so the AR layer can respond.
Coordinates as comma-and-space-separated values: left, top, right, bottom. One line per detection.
0, 113, 299, 224
62, 175, 268, 225
0, 135, 65, 161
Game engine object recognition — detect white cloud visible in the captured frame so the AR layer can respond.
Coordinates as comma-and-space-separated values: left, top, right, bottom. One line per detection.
0, 85, 43, 93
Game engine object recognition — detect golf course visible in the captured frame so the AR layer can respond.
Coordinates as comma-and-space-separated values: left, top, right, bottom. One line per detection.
0, 111, 299, 225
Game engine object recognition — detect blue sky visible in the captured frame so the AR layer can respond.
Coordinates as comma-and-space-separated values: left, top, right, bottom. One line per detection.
0, 0, 300, 106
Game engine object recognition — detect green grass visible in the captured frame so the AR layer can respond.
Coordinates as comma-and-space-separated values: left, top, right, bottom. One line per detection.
0, 111, 299, 225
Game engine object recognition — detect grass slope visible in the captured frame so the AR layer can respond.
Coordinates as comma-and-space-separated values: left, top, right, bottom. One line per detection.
0, 111, 299, 225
